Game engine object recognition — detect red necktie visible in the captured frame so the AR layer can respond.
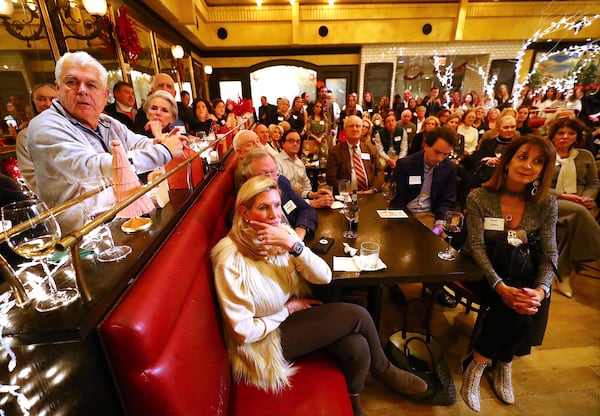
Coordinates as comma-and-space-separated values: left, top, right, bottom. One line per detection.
353, 145, 368, 191
124, 111, 134, 121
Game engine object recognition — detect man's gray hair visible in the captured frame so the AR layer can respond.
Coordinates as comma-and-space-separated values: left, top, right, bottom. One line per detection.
240, 148, 274, 179
233, 129, 258, 151
55, 51, 108, 89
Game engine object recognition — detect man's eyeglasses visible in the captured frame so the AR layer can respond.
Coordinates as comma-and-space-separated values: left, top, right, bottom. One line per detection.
261, 169, 281, 179
285, 139, 301, 144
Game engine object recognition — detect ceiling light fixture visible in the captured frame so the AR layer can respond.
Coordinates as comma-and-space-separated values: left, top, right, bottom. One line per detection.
0, 0, 107, 47
171, 44, 184, 59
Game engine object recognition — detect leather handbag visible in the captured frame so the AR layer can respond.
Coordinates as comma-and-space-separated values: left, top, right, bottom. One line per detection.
385, 299, 456, 405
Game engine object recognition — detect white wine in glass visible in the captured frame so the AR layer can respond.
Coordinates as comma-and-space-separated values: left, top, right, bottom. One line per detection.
2, 200, 79, 312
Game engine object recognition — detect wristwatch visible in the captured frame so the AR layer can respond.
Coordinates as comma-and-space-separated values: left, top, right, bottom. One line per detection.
289, 241, 304, 257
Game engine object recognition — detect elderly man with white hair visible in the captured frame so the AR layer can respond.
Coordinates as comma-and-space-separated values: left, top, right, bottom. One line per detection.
27, 51, 185, 232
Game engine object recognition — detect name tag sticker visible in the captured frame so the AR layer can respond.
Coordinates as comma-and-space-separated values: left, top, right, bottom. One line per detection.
394, 136, 402, 142
361, 153, 371, 160
319, 120, 324, 125
283, 200, 297, 214
409, 176, 421, 185
406, 128, 412, 133
484, 217, 504, 231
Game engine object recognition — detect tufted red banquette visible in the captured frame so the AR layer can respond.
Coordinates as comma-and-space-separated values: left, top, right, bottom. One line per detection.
99, 154, 353, 416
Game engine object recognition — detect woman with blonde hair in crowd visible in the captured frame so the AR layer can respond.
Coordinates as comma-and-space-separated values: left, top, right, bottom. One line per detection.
486, 107, 500, 131
211, 176, 427, 416
267, 124, 284, 152
495, 83, 513, 110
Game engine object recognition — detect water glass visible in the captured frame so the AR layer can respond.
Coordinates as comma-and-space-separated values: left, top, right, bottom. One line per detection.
360, 242, 380, 269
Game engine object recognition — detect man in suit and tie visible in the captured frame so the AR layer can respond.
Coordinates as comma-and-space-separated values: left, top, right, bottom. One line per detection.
326, 115, 383, 194
104, 81, 137, 132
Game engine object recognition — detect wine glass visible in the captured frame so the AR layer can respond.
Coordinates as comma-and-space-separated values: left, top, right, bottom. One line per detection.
79, 177, 132, 262
1, 200, 79, 312
438, 211, 464, 261
338, 179, 351, 215
343, 202, 359, 239
494, 144, 505, 159
381, 181, 397, 213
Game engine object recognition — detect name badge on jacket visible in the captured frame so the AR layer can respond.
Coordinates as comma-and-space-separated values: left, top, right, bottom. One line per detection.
394, 136, 402, 142
484, 217, 504, 231
361, 153, 371, 160
409, 175, 421, 185
283, 200, 297, 214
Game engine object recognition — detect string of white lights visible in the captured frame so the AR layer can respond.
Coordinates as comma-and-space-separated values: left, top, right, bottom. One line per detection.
512, 14, 600, 102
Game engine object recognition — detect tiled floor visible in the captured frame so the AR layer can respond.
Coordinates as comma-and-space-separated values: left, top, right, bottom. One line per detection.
360, 262, 600, 415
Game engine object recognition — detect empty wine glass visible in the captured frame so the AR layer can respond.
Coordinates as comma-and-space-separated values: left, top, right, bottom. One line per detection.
381, 181, 397, 213
1, 200, 79, 312
338, 179, 351, 215
79, 177, 132, 262
343, 201, 359, 239
438, 211, 464, 261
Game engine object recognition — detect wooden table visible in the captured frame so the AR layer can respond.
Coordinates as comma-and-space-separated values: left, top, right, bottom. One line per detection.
307, 193, 481, 326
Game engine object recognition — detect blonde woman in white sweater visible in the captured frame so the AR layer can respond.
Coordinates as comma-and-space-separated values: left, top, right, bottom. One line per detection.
211, 176, 427, 416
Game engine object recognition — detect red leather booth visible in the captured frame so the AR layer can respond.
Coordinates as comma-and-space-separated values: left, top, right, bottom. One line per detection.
99, 154, 353, 416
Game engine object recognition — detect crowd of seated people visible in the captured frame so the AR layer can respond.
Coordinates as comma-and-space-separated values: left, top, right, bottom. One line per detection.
5, 49, 600, 416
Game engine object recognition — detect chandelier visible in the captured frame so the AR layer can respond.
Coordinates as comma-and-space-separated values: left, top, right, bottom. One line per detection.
0, 0, 108, 47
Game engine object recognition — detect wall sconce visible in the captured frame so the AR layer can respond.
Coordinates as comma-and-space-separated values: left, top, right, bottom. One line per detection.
0, 0, 107, 47
171, 44, 184, 59
204, 65, 213, 75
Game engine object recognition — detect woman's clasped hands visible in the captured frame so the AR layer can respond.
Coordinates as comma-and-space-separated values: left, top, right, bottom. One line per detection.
495, 282, 545, 315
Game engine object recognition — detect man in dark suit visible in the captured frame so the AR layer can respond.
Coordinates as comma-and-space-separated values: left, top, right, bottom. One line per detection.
391, 126, 459, 306
104, 81, 138, 132
258, 96, 278, 126
423, 86, 442, 117
326, 115, 383, 193
240, 148, 317, 240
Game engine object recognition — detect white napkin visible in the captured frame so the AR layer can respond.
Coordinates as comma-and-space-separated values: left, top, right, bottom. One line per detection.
330, 201, 345, 210
376, 209, 408, 219
333, 256, 387, 272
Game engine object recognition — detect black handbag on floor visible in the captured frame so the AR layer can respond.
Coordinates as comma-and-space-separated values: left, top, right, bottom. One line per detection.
385, 299, 456, 406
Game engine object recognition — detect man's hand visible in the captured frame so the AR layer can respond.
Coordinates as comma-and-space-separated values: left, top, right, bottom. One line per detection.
160, 129, 186, 159
387, 158, 396, 169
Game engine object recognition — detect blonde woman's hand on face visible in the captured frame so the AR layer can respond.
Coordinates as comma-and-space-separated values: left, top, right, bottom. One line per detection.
250, 220, 297, 250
